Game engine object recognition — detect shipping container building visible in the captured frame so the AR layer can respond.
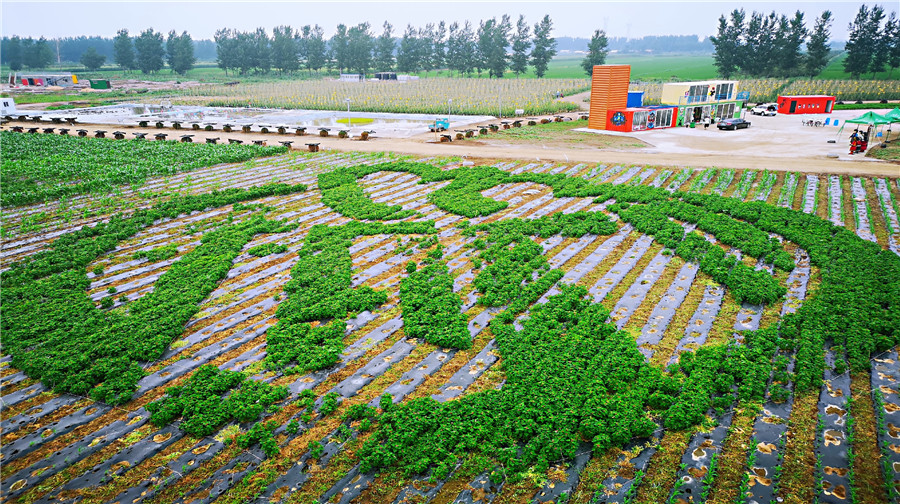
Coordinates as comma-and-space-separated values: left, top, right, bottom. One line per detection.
776, 95, 835, 114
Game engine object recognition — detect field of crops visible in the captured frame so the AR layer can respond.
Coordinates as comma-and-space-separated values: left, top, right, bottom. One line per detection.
195, 78, 589, 116
0, 132, 286, 208
1, 136, 899, 504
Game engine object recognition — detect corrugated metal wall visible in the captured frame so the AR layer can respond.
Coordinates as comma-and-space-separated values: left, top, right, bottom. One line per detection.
588, 65, 630, 130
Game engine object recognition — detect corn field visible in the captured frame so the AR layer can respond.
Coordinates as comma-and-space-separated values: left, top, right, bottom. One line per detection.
188, 78, 590, 116
631, 78, 900, 105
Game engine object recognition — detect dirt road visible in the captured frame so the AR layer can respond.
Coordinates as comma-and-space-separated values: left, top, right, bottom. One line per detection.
5, 119, 898, 178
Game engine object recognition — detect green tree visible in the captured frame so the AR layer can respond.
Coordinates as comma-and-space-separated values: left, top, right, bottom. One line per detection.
303, 25, 327, 75
6, 36, 24, 71
844, 5, 874, 79
271, 25, 299, 74
134, 28, 165, 74
79, 46, 106, 71
805, 10, 832, 77
330, 24, 349, 73
419, 23, 435, 74
374, 22, 395, 71
171, 31, 195, 75
113, 29, 135, 72
396, 24, 420, 73
446, 22, 463, 76
530, 15, 557, 78
255, 28, 272, 73
432, 21, 447, 73
581, 29, 609, 76
23, 37, 54, 69
711, 9, 745, 79
214, 28, 239, 76
868, 5, 889, 77
742, 11, 777, 76
347, 22, 374, 76
780, 11, 807, 76
887, 12, 900, 77
509, 15, 531, 77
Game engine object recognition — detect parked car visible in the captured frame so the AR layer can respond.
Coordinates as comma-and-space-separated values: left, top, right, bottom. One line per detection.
750, 103, 778, 116
717, 118, 751, 130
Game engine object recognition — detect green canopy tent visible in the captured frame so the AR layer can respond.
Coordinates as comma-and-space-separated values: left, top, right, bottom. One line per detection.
882, 107, 900, 142
839, 110, 893, 145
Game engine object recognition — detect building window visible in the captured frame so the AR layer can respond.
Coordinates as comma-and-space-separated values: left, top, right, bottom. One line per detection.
633, 111, 648, 131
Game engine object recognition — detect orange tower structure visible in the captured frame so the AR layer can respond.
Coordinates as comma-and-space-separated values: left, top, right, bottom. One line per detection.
588, 65, 631, 130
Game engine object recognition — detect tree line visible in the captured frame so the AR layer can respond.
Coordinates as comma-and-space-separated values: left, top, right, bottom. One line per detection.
0, 35, 216, 71
844, 5, 900, 78
212, 14, 559, 78
711, 5, 900, 79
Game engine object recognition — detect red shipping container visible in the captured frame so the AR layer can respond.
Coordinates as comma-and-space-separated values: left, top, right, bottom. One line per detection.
777, 95, 836, 114
606, 107, 678, 132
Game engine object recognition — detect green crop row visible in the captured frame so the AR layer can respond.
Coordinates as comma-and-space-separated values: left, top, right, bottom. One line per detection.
0, 131, 287, 207
1, 183, 306, 404
265, 220, 436, 374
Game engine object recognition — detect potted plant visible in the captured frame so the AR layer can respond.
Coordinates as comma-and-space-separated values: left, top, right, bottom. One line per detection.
155, 121, 165, 128
223, 124, 233, 132
242, 125, 253, 133
319, 128, 330, 137
338, 130, 348, 138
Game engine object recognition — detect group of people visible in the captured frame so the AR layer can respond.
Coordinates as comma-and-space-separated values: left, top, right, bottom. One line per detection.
849, 128, 870, 154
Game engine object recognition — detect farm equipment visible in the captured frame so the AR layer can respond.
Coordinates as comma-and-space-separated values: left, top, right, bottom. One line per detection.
429, 118, 450, 132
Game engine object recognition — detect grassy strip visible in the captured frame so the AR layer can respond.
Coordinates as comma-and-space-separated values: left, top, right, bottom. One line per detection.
778, 389, 820, 504
569, 446, 623, 504
849, 370, 890, 504
634, 429, 693, 503
706, 404, 761, 504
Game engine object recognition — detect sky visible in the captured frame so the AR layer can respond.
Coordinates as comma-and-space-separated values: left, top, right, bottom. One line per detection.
0, 1, 886, 41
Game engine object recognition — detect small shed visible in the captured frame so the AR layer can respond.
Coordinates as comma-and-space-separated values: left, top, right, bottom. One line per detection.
627, 92, 644, 108
90, 79, 111, 90
339, 74, 364, 82
374, 72, 397, 81
777, 95, 835, 115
